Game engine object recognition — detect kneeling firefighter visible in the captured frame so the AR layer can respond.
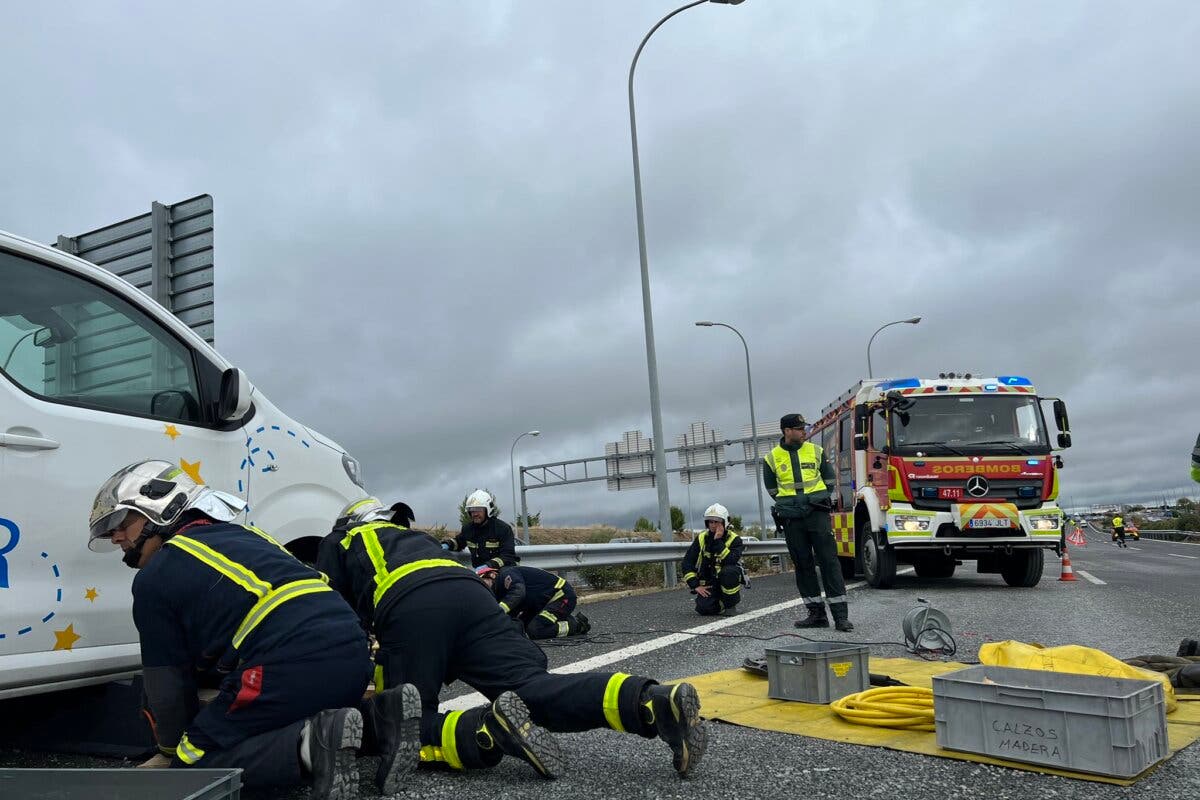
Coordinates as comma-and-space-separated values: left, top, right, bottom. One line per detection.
87, 461, 387, 799
681, 504, 745, 616
319, 497, 709, 779
475, 564, 591, 639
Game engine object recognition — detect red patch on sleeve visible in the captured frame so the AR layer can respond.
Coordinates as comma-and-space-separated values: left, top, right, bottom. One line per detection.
229, 665, 263, 713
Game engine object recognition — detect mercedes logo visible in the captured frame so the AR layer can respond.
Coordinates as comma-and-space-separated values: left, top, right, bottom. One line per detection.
966, 475, 990, 497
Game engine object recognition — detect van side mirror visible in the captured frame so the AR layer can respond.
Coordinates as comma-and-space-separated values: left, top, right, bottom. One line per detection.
1057, 432, 1072, 449
218, 367, 253, 421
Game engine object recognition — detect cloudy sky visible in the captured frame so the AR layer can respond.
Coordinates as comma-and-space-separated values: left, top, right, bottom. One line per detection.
3, 1, 1198, 528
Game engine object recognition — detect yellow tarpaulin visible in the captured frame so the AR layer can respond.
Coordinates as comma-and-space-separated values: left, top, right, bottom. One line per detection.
684, 657, 1200, 786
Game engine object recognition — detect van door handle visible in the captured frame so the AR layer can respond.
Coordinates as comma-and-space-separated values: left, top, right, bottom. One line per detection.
0, 432, 61, 450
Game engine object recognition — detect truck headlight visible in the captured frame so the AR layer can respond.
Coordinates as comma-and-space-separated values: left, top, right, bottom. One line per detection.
342, 454, 364, 488
893, 515, 932, 532
1031, 517, 1060, 531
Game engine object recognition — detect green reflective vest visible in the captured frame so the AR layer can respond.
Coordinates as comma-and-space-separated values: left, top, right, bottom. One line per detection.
767, 442, 827, 497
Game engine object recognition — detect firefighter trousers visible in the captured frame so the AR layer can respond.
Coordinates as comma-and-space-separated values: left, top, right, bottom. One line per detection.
782, 510, 847, 612
369, 579, 654, 770
523, 583, 586, 639
694, 566, 742, 616
173, 643, 373, 789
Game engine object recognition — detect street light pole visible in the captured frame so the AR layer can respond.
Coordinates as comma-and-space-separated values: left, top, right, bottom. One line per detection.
510, 430, 540, 544
629, 0, 746, 585
866, 316, 922, 379
695, 321, 767, 537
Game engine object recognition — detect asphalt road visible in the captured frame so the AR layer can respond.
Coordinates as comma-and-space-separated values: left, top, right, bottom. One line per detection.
2, 533, 1196, 799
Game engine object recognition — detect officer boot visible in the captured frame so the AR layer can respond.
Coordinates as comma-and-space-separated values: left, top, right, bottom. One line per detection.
574, 612, 591, 635
794, 604, 829, 628
303, 707, 362, 800
830, 603, 854, 633
476, 691, 564, 779
639, 683, 707, 777
370, 683, 422, 795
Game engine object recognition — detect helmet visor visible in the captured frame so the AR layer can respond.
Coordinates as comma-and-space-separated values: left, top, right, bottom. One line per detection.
88, 509, 129, 552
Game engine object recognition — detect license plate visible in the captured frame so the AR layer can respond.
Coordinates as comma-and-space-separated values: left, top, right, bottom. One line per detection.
969, 518, 1014, 528
939, 487, 964, 500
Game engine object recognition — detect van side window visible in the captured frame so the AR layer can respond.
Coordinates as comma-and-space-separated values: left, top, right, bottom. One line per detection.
0, 251, 202, 424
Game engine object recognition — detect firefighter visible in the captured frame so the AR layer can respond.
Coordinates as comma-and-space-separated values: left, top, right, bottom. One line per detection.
763, 413, 853, 632
86, 461, 404, 799
442, 489, 518, 568
1112, 513, 1127, 548
476, 564, 591, 639
681, 504, 745, 616
1192, 433, 1200, 483
319, 498, 708, 780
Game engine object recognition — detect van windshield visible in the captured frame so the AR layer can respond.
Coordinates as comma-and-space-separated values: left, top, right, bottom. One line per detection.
890, 395, 1049, 455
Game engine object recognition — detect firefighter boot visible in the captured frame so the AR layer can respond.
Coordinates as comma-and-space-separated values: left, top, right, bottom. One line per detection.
477, 691, 564, 779
575, 612, 591, 635
371, 683, 422, 795
640, 683, 707, 777
794, 604, 829, 629
830, 602, 854, 633
304, 707, 362, 800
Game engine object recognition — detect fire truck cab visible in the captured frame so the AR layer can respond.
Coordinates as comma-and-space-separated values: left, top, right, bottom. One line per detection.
810, 374, 1071, 588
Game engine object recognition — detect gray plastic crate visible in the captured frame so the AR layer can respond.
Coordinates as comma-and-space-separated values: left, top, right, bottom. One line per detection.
764, 641, 870, 704
932, 665, 1168, 778
0, 768, 241, 799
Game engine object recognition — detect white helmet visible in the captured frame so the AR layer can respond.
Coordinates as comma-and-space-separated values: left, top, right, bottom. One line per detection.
703, 503, 731, 528
336, 496, 392, 527
465, 489, 497, 518
88, 459, 246, 552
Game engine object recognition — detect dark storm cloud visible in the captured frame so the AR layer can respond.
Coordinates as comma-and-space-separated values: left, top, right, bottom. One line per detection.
2, 1, 1196, 527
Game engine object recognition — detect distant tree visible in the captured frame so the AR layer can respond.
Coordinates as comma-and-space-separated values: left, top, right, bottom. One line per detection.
633, 516, 657, 533
670, 505, 686, 533
728, 514, 744, 533
458, 490, 500, 527
515, 511, 542, 528
1177, 497, 1196, 509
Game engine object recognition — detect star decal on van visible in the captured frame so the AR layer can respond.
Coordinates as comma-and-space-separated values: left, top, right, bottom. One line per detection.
163, 424, 181, 441
52, 623, 81, 651
85, 588, 99, 602
179, 459, 205, 484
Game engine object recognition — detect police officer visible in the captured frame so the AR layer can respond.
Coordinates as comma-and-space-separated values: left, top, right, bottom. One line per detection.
320, 498, 708, 779
763, 413, 853, 632
681, 504, 745, 617
86, 461, 411, 799
1191, 433, 1200, 483
476, 564, 591, 639
1112, 513, 1127, 548
443, 489, 518, 568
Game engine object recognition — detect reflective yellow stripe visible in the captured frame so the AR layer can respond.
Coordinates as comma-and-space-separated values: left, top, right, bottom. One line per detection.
167, 535, 270, 597
176, 733, 205, 765
547, 576, 567, 604
498, 601, 511, 614
441, 711, 465, 770
343, 498, 377, 518
243, 525, 292, 555
770, 443, 826, 497
158, 744, 175, 757
361, 528, 389, 578
374, 663, 385, 694
233, 578, 331, 648
419, 745, 446, 763
557, 621, 570, 637
538, 610, 557, 622
683, 572, 698, 582
721, 584, 741, 595
373, 559, 469, 607
603, 673, 630, 732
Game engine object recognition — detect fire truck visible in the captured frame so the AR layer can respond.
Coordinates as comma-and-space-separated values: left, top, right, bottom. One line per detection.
809, 374, 1071, 588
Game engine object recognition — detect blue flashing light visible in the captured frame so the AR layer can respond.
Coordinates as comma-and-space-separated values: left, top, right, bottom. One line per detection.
984, 384, 998, 392
877, 378, 921, 390
921, 487, 939, 499
1026, 459, 1040, 466
996, 375, 1032, 386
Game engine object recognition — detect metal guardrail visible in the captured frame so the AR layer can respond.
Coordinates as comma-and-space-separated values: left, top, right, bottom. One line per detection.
1135, 529, 1200, 541
505, 539, 790, 571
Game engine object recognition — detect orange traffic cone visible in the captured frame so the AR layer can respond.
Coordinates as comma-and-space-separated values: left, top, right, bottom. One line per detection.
1059, 547, 1078, 582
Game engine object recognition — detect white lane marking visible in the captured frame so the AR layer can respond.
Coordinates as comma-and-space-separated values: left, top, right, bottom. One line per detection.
1074, 569, 1106, 585
1138, 538, 1200, 547
439, 568, 916, 711
1167, 553, 1198, 560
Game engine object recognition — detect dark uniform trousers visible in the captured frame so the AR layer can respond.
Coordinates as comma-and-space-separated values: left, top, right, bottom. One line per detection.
782, 508, 847, 610
523, 581, 584, 639
694, 566, 743, 616
179, 646, 372, 788
370, 579, 653, 770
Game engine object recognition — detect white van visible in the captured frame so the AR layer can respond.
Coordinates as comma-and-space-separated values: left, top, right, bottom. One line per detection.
0, 230, 366, 699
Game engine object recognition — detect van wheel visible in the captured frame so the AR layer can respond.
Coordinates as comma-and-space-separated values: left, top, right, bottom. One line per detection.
913, 555, 956, 579
1001, 549, 1044, 587
862, 523, 897, 589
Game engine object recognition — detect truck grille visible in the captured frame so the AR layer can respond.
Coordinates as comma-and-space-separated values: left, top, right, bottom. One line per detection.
908, 479, 1044, 511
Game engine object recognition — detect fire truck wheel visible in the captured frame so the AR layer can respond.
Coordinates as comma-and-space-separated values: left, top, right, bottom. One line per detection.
1000, 548, 1044, 587
862, 525, 897, 589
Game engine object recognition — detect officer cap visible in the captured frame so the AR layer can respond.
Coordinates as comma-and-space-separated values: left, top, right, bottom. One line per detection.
780, 413, 807, 431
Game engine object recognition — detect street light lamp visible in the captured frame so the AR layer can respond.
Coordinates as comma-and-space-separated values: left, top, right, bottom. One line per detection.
629, 0, 747, 584
694, 321, 767, 537
510, 430, 540, 544
866, 317, 921, 379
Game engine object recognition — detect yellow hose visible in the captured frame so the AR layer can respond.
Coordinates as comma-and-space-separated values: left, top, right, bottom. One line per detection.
830, 686, 936, 731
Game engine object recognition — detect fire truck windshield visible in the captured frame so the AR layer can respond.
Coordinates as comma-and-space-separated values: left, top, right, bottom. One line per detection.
890, 395, 1049, 454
